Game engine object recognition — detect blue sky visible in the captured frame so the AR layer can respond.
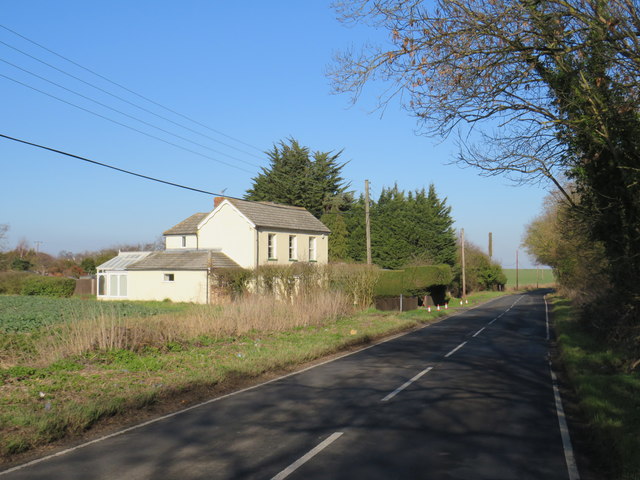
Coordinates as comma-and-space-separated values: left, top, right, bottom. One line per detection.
1, 1, 549, 268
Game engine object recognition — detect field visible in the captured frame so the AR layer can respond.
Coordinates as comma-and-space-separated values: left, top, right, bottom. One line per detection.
0, 296, 191, 333
503, 268, 555, 288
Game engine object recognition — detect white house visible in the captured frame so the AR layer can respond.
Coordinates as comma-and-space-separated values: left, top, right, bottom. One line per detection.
97, 197, 331, 303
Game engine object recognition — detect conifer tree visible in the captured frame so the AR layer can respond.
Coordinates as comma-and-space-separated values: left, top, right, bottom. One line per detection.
245, 139, 350, 218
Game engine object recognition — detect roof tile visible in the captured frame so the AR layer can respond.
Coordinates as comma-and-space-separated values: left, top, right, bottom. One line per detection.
163, 213, 208, 235
126, 250, 239, 270
225, 198, 331, 233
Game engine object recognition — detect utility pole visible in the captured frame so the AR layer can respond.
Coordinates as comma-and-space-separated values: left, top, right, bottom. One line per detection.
516, 250, 519, 290
34, 241, 43, 255
461, 228, 466, 299
488, 232, 493, 260
365, 179, 372, 265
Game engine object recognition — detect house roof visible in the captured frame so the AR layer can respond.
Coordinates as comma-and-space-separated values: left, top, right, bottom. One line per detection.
97, 251, 153, 271
163, 212, 208, 235
223, 198, 331, 233
126, 250, 239, 271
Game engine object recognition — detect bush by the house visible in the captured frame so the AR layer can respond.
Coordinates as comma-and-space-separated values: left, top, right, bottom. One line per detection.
20, 276, 76, 298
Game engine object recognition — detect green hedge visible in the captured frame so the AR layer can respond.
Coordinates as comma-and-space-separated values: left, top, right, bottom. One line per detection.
374, 265, 452, 296
0, 271, 36, 295
20, 276, 76, 298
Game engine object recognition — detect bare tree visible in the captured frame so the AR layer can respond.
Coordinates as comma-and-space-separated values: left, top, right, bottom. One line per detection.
330, 0, 640, 203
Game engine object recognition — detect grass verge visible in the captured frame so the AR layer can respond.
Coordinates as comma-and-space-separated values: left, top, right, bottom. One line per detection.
551, 295, 640, 480
0, 290, 506, 464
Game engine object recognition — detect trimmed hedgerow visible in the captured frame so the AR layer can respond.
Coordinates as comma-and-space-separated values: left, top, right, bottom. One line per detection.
20, 276, 76, 298
374, 265, 452, 297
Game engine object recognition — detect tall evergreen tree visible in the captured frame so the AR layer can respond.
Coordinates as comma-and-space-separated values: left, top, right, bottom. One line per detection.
245, 138, 350, 218
344, 184, 456, 269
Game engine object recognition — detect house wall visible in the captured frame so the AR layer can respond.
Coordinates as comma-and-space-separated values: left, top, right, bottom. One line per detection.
126, 270, 208, 303
165, 234, 197, 249
198, 202, 256, 268
257, 229, 328, 266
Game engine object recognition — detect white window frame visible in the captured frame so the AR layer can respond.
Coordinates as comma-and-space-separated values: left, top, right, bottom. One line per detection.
288, 235, 297, 261
309, 236, 317, 262
98, 272, 128, 298
267, 233, 277, 260
164, 273, 175, 282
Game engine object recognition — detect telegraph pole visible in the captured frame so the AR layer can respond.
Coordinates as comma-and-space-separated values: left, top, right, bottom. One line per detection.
365, 179, 372, 265
461, 228, 466, 299
516, 250, 519, 290
34, 241, 43, 255
488, 232, 493, 260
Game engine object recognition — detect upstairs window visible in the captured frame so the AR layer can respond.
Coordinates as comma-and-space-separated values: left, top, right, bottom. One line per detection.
181, 236, 187, 247
288, 235, 297, 261
268, 233, 277, 259
164, 273, 175, 282
309, 237, 317, 261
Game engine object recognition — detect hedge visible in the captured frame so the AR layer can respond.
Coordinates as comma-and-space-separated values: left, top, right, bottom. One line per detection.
0, 271, 35, 295
20, 276, 76, 298
374, 265, 452, 296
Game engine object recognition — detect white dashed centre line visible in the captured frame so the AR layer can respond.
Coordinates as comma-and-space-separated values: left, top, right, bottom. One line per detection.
381, 366, 433, 402
444, 341, 467, 358
271, 432, 344, 480
472, 327, 486, 338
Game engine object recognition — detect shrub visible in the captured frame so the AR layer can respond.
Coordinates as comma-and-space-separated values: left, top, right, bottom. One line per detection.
20, 276, 76, 298
375, 265, 452, 296
212, 268, 253, 298
329, 264, 380, 308
10, 258, 31, 272
0, 271, 36, 295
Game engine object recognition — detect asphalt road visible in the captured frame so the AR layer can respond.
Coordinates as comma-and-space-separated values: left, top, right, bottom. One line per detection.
1, 291, 577, 479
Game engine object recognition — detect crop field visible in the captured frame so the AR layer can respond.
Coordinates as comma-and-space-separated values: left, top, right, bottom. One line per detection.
503, 268, 555, 287
0, 296, 191, 333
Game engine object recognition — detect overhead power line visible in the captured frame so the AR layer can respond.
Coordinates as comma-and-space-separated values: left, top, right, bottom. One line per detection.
0, 38, 262, 163
0, 133, 303, 213
0, 24, 265, 155
0, 132, 219, 195
0, 57, 259, 168
0, 72, 254, 173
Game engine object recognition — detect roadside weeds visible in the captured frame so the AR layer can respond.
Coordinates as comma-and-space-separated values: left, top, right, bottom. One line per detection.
550, 295, 640, 480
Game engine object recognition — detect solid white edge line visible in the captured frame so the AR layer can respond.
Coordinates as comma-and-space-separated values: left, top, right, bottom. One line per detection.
381, 366, 433, 402
0, 294, 511, 476
472, 327, 486, 338
544, 295, 550, 341
271, 432, 343, 480
444, 341, 467, 358
550, 364, 581, 480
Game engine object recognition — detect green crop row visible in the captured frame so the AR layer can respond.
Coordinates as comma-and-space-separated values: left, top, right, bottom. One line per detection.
0, 296, 191, 333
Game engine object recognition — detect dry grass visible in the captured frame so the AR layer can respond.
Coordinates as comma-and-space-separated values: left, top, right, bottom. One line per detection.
27, 291, 353, 366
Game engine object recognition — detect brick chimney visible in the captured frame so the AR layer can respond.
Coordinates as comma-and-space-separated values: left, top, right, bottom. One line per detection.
214, 196, 226, 209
